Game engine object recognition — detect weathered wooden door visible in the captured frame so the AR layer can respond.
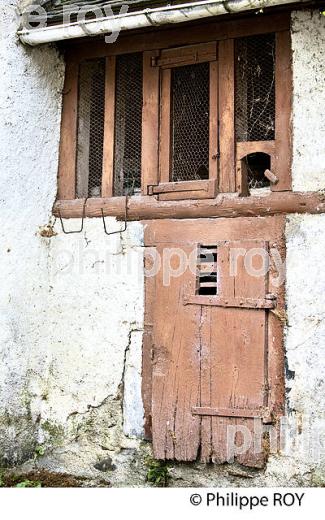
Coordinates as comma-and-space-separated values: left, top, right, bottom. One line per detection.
143, 217, 285, 467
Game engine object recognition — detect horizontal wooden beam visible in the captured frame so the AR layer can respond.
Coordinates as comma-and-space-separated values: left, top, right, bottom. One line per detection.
192, 407, 260, 418
192, 407, 273, 424
148, 179, 213, 195
155, 42, 217, 68
183, 295, 277, 309
53, 191, 325, 221
236, 140, 276, 160
65, 11, 290, 63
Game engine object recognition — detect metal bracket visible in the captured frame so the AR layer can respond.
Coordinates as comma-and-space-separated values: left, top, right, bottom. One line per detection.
58, 198, 87, 234
101, 195, 128, 237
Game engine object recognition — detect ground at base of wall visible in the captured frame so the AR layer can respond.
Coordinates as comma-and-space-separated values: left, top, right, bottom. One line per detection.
2, 441, 324, 488
0, 469, 110, 488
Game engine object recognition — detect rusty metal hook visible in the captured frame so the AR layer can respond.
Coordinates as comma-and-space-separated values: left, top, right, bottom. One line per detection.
101, 195, 128, 236
58, 198, 87, 234
101, 180, 135, 236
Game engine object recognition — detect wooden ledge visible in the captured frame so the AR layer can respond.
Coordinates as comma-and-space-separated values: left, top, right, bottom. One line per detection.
53, 191, 325, 221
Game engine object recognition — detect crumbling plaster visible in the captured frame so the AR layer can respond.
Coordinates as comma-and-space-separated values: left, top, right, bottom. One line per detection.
1, 0, 145, 467
284, 214, 325, 477
278, 9, 325, 485
0, 1, 325, 486
0, 0, 65, 463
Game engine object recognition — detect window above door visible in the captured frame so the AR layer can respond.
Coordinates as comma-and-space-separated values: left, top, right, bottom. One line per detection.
148, 42, 218, 201
57, 12, 292, 209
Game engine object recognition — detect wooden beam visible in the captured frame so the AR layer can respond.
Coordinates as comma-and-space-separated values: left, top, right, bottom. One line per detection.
274, 30, 292, 191
218, 39, 235, 192
65, 12, 290, 63
183, 295, 276, 309
58, 60, 78, 199
192, 407, 273, 423
209, 59, 219, 182
149, 179, 214, 194
159, 68, 171, 184
236, 140, 276, 160
102, 56, 116, 197
156, 42, 217, 68
53, 191, 325, 220
142, 51, 160, 194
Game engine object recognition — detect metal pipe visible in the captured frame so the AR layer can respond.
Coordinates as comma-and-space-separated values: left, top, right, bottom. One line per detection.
18, 0, 306, 46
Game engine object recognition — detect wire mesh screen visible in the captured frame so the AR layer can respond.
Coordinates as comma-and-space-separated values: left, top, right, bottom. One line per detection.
235, 34, 275, 142
113, 53, 143, 196
171, 62, 209, 182
76, 59, 105, 198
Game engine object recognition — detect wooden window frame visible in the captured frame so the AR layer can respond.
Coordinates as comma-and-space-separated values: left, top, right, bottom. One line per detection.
146, 42, 218, 201
56, 11, 292, 213
235, 31, 292, 194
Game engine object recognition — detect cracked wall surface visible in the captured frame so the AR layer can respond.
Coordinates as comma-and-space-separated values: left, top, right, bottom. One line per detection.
0, 0, 145, 468
36, 218, 145, 447
0, 0, 65, 464
0, 1, 325, 486
276, 9, 325, 485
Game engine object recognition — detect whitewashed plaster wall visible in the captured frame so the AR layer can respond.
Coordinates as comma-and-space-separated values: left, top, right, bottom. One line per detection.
0, 1, 325, 486
0, 0, 65, 463
291, 10, 325, 191
0, 0, 145, 468
275, 9, 325, 485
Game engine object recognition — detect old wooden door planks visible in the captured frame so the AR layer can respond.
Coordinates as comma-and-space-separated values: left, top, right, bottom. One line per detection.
143, 216, 285, 466
151, 244, 201, 461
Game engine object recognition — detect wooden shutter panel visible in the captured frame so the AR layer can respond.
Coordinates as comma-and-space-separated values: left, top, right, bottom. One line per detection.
151, 245, 201, 461
148, 230, 281, 468
196, 240, 271, 467
147, 42, 218, 200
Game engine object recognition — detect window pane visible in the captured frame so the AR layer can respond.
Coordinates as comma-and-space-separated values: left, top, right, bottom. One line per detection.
171, 62, 209, 182
76, 59, 105, 198
235, 33, 275, 142
113, 53, 143, 196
